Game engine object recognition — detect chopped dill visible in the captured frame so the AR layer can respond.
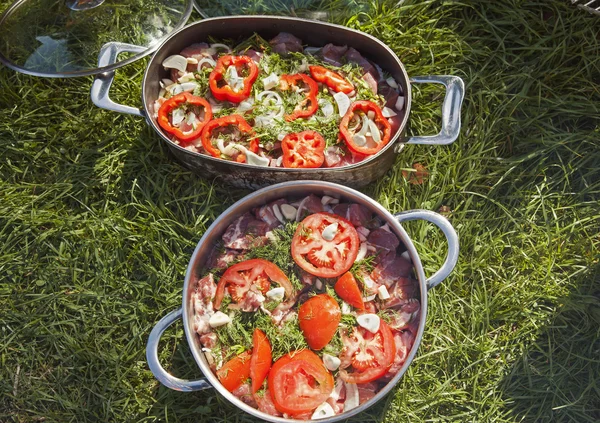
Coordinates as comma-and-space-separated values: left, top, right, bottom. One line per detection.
254, 311, 308, 361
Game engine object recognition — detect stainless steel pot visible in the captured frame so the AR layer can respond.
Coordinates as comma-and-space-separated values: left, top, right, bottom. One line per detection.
146, 180, 459, 422
90, 16, 464, 189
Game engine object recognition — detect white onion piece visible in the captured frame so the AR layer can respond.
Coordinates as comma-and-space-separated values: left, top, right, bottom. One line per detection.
355, 242, 367, 262
312, 402, 335, 419
318, 98, 334, 118
210, 43, 231, 52
254, 115, 273, 128
352, 134, 367, 147
341, 302, 352, 315
322, 354, 341, 371
330, 378, 345, 401
298, 58, 309, 72
180, 82, 198, 92
378, 285, 391, 300
246, 151, 270, 167
171, 108, 185, 125
162, 55, 187, 72
358, 114, 370, 136
367, 110, 375, 120
382, 106, 397, 117
276, 156, 283, 167
333, 91, 351, 116
272, 204, 285, 224
321, 195, 339, 205
386, 76, 399, 89
280, 204, 297, 220
401, 251, 412, 262
161, 78, 174, 87
185, 111, 197, 125
344, 382, 360, 412
395, 95, 405, 111
262, 73, 279, 90
209, 311, 231, 328
266, 287, 285, 301
368, 119, 381, 143
170, 84, 183, 95
186, 57, 198, 65
158, 88, 166, 98
315, 279, 323, 290
197, 57, 216, 71
364, 294, 377, 302
357, 314, 380, 333
277, 132, 287, 141
217, 139, 237, 156
363, 275, 375, 288
237, 98, 255, 112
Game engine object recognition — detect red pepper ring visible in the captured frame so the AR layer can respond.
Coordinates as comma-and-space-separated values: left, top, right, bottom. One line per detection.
309, 65, 354, 94
209, 55, 259, 103
156, 92, 213, 143
339, 100, 392, 156
279, 73, 319, 122
200, 114, 260, 162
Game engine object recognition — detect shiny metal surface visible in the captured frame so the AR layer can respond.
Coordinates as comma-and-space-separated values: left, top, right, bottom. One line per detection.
147, 180, 459, 422
91, 15, 464, 188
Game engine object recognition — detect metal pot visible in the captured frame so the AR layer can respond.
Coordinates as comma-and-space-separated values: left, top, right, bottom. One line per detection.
90, 16, 464, 189
146, 180, 459, 422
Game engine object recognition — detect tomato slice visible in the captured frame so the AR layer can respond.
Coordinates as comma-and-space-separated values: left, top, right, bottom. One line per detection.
268, 350, 334, 416
335, 272, 365, 310
250, 329, 272, 393
340, 321, 396, 384
298, 294, 341, 350
214, 259, 293, 309
309, 65, 354, 94
281, 130, 325, 168
291, 213, 360, 278
217, 351, 252, 392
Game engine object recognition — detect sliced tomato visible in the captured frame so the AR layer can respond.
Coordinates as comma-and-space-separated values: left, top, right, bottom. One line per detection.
291, 213, 360, 278
250, 329, 272, 393
281, 130, 325, 168
298, 294, 341, 350
213, 259, 293, 309
340, 321, 396, 384
335, 272, 365, 310
217, 351, 252, 392
268, 350, 334, 416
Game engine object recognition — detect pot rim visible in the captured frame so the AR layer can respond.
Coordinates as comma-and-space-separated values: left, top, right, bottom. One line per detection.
140, 15, 412, 172
181, 180, 428, 422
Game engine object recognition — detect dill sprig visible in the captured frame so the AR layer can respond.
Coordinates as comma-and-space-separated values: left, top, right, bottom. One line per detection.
254, 312, 308, 361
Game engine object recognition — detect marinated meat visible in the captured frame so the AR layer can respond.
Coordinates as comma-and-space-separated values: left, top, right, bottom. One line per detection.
222, 213, 266, 249
322, 43, 348, 66
255, 199, 287, 229
367, 228, 400, 252
344, 47, 379, 79
295, 194, 324, 221
269, 32, 303, 54
362, 72, 378, 95
371, 253, 413, 287
232, 383, 258, 407
192, 274, 217, 335
254, 389, 282, 416
378, 80, 400, 108
332, 203, 372, 227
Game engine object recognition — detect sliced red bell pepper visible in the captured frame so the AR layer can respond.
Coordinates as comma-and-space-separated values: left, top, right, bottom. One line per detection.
309, 65, 354, 94
200, 114, 259, 162
281, 130, 325, 168
279, 73, 319, 121
209, 55, 259, 103
156, 92, 212, 143
339, 100, 392, 156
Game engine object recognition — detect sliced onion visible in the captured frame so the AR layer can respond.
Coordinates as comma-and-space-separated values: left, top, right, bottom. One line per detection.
171, 108, 185, 126
237, 97, 255, 112
185, 111, 197, 125
303, 46, 321, 55
395, 95, 405, 111
368, 118, 381, 143
161, 78, 174, 88
197, 57, 216, 71
344, 382, 360, 412
210, 43, 231, 53
180, 82, 198, 93
386, 76, 399, 89
162, 54, 187, 72
171, 84, 184, 95
256, 90, 283, 105
318, 98, 334, 118
333, 91, 350, 117
358, 114, 370, 136
355, 242, 367, 262
382, 106, 397, 117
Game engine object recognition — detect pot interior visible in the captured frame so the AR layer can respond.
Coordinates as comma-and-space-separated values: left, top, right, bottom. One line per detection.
142, 15, 411, 161
181, 181, 427, 423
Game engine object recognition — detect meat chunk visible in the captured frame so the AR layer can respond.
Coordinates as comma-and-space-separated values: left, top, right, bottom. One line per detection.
371, 253, 413, 287
386, 329, 416, 375
244, 48, 263, 63
362, 72, 378, 95
386, 298, 420, 330
199, 332, 217, 349
322, 43, 348, 66
254, 389, 282, 416
344, 47, 379, 79
180, 42, 210, 59
255, 199, 286, 230
383, 278, 418, 309
222, 213, 267, 250
367, 228, 400, 252
332, 203, 372, 227
206, 248, 243, 270
192, 274, 217, 335
358, 382, 378, 404
269, 32, 303, 55
378, 80, 400, 108
232, 383, 258, 407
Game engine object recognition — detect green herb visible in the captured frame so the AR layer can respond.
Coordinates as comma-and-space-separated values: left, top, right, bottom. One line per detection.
254, 312, 308, 361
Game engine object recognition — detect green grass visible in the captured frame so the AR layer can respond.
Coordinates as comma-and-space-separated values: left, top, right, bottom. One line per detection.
1, 0, 599, 422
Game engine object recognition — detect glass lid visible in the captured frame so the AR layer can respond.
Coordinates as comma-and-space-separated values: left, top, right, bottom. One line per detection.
193, 0, 367, 24
0, 0, 193, 77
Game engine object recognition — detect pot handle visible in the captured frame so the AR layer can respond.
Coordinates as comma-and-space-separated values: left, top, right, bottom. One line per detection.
405, 75, 465, 146
146, 308, 212, 392
394, 210, 459, 290
90, 42, 146, 117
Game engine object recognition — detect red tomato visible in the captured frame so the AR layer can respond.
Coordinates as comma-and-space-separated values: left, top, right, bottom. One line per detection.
298, 294, 341, 350
281, 130, 325, 168
250, 329, 272, 393
213, 259, 293, 309
340, 321, 396, 384
268, 350, 334, 416
309, 65, 354, 94
334, 272, 365, 310
217, 351, 252, 392
291, 213, 360, 278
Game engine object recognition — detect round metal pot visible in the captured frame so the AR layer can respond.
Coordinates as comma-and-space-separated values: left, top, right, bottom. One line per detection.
90, 16, 465, 189
146, 180, 459, 422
